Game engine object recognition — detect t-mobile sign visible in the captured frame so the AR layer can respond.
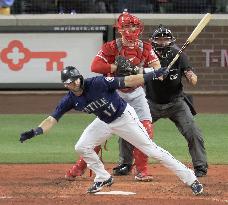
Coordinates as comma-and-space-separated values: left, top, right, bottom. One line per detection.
202, 49, 228, 67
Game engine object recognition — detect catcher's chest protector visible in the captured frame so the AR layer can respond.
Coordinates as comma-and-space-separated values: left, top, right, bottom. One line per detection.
115, 39, 145, 67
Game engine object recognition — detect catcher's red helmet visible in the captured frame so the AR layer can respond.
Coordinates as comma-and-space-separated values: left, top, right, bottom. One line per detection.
115, 11, 143, 42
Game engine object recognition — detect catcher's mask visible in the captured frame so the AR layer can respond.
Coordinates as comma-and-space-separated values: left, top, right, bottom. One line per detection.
115, 11, 143, 43
61, 66, 84, 89
150, 25, 176, 58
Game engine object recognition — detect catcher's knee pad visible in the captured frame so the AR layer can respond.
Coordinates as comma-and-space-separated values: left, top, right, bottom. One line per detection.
141, 120, 154, 139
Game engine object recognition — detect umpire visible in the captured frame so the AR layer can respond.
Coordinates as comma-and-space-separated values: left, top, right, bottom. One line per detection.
146, 25, 208, 177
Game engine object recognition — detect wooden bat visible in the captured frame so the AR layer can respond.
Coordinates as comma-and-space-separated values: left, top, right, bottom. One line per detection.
166, 13, 212, 71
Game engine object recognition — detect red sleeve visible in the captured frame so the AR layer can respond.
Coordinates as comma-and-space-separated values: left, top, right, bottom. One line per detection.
143, 41, 159, 66
91, 40, 118, 75
91, 56, 112, 74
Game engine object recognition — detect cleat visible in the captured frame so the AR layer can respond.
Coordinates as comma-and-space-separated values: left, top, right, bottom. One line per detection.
65, 170, 77, 181
87, 176, 114, 193
134, 172, 153, 182
65, 165, 85, 181
194, 164, 208, 177
112, 164, 132, 176
191, 180, 203, 195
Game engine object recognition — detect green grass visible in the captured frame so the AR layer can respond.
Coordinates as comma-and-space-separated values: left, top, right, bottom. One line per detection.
0, 113, 227, 164
152, 115, 228, 164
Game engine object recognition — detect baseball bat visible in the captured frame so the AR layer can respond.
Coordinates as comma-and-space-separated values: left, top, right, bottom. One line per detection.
166, 13, 212, 70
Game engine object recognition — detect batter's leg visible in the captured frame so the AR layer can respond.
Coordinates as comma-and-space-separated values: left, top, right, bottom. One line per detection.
75, 118, 112, 182
115, 105, 198, 188
133, 120, 154, 181
120, 88, 154, 181
65, 145, 101, 181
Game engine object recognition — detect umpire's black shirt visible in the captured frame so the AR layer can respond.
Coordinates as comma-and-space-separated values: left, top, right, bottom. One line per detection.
145, 47, 191, 104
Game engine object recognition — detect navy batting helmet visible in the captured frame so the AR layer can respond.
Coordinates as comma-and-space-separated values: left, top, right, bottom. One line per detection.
61, 66, 84, 87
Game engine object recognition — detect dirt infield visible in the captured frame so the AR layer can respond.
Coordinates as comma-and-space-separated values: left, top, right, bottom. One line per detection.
0, 164, 227, 205
0, 93, 227, 205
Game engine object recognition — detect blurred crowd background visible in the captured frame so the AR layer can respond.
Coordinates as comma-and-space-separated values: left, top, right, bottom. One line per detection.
0, 0, 228, 15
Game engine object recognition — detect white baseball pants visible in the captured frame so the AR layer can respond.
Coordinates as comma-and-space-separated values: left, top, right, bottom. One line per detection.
75, 104, 197, 186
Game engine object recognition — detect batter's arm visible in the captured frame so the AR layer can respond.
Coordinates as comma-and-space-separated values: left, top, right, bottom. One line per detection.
148, 60, 164, 80
148, 59, 161, 69
123, 67, 168, 87
19, 116, 57, 143
124, 74, 145, 87
38, 116, 57, 133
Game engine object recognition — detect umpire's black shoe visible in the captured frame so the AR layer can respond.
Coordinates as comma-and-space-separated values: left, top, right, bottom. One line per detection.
194, 164, 208, 177
112, 164, 132, 176
87, 176, 114, 193
191, 180, 203, 195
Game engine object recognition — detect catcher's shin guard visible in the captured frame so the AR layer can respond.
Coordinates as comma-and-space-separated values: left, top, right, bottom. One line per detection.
143, 120, 154, 139
133, 120, 153, 182
65, 145, 101, 180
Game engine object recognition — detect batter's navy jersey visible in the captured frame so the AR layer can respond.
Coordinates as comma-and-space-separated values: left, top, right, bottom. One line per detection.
51, 76, 127, 123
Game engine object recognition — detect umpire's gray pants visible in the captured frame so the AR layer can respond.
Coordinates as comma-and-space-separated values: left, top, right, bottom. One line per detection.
148, 97, 207, 168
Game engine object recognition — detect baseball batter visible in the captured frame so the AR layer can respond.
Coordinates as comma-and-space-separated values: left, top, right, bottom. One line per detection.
20, 66, 203, 195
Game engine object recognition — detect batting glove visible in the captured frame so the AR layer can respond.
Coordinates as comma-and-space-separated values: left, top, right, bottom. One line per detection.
20, 127, 43, 143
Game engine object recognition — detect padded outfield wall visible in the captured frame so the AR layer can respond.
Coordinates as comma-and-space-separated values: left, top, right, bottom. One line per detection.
0, 14, 227, 95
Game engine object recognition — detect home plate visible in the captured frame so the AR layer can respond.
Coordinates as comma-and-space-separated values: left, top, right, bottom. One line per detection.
94, 191, 136, 195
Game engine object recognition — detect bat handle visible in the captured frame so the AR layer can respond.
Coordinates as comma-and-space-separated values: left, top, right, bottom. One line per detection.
167, 41, 190, 70
167, 54, 180, 70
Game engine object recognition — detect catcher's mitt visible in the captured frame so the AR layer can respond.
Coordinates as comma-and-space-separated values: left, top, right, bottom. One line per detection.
114, 56, 139, 76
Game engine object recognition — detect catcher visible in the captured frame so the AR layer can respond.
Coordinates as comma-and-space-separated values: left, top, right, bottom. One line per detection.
89, 11, 161, 182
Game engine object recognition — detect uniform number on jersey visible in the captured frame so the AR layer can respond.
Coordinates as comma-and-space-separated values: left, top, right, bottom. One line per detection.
105, 77, 114, 82
103, 103, 116, 116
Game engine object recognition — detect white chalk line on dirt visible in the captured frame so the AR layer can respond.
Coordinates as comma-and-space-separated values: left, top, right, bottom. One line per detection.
0, 196, 13, 199
94, 191, 136, 195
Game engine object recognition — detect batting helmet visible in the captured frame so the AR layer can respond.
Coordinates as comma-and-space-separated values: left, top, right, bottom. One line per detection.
61, 66, 84, 88
150, 25, 176, 58
115, 11, 143, 42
